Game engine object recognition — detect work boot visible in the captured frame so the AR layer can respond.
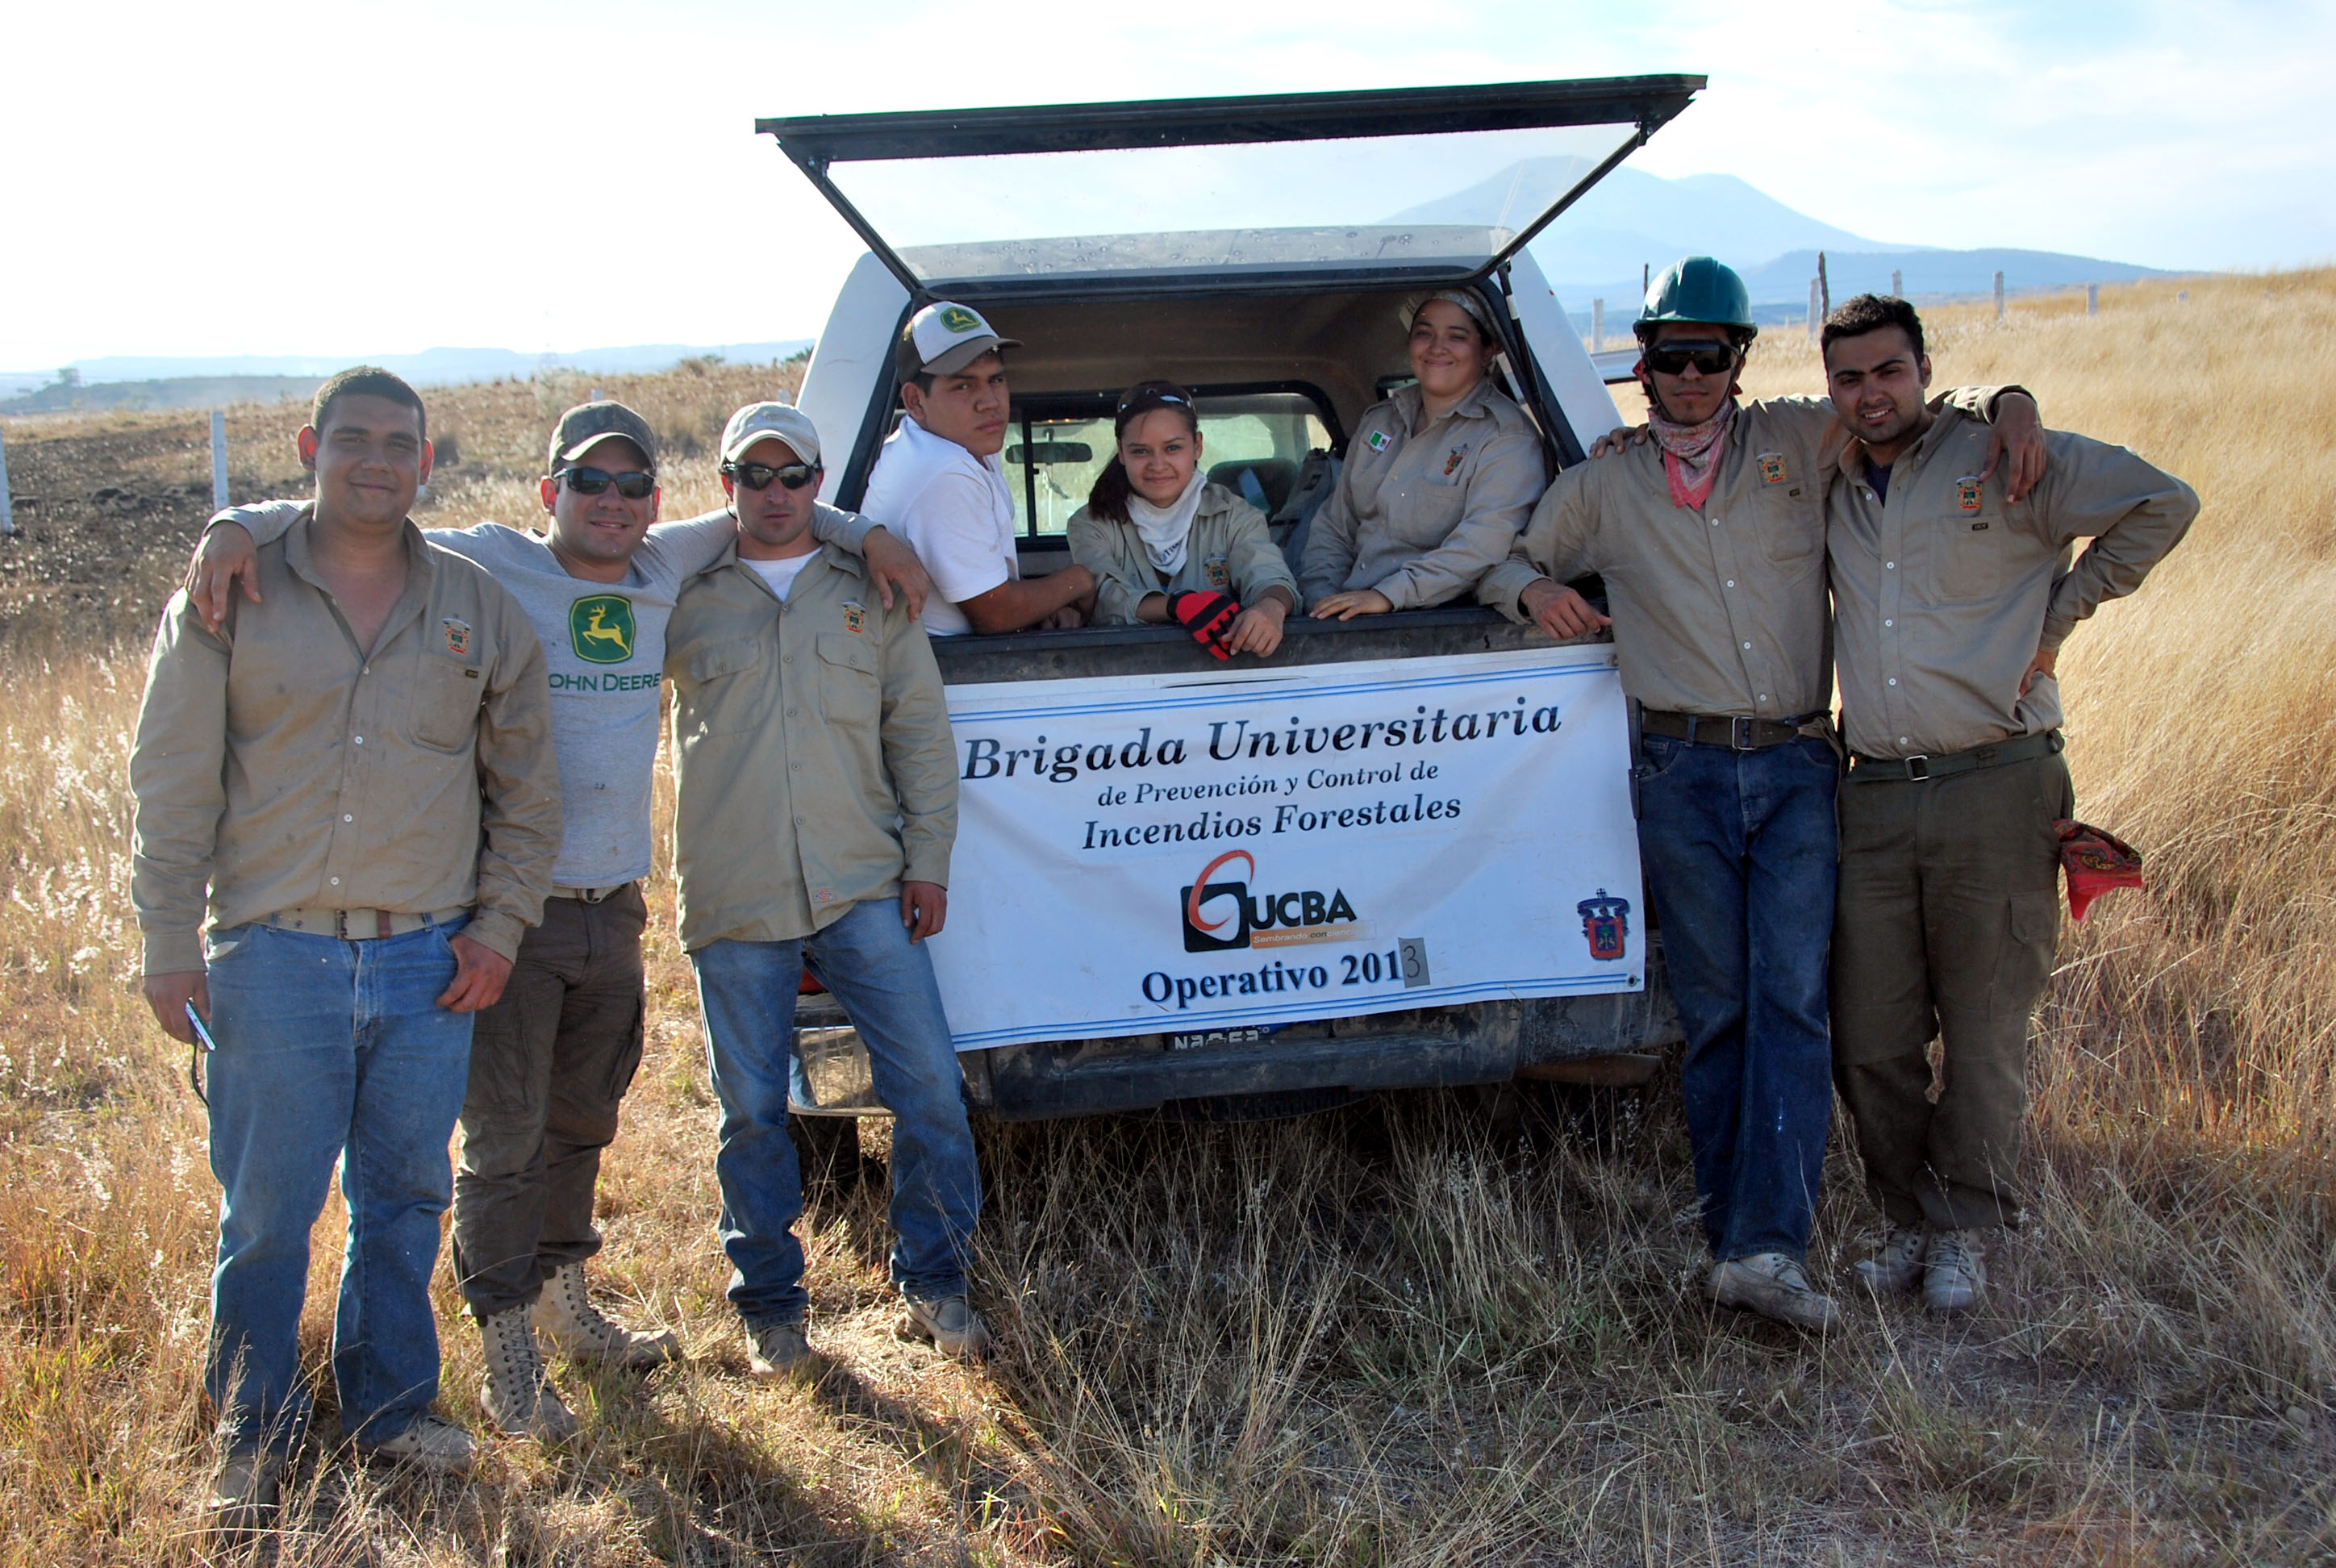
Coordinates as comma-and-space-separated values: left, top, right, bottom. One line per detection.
747, 1320, 813, 1380
202, 1448, 284, 1546
896, 1295, 993, 1361
1922, 1228, 1988, 1316
478, 1303, 581, 1442
356, 1413, 478, 1474
1854, 1224, 1929, 1296
1708, 1252, 1842, 1333
532, 1260, 682, 1370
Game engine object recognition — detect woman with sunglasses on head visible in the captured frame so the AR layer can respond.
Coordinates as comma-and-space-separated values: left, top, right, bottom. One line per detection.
1066, 381, 1299, 659
1299, 291, 1549, 621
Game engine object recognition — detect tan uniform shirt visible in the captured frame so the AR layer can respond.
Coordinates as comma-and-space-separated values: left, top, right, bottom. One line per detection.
665, 540, 958, 949
131, 512, 561, 974
1066, 482, 1299, 626
1298, 379, 1549, 611
1829, 407, 2197, 760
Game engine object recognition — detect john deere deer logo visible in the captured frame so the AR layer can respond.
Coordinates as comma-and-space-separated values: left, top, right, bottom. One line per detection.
569, 595, 636, 664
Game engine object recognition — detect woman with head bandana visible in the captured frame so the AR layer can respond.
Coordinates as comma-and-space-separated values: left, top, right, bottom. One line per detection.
1299, 290, 1549, 619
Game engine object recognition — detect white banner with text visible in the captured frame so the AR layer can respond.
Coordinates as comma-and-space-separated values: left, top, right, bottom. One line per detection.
924, 647, 1644, 1051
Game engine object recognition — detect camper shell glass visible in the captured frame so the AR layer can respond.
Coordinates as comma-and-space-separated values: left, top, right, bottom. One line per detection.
761, 77, 1703, 292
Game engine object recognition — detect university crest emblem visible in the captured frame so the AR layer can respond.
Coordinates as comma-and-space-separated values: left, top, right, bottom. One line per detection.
1955, 475, 1984, 512
843, 601, 868, 635
440, 617, 470, 657
569, 595, 636, 664
1577, 889, 1630, 962
1203, 557, 1230, 589
1442, 444, 1468, 477
1757, 452, 1787, 485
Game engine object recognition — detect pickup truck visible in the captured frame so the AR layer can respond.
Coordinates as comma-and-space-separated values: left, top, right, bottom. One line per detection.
759, 77, 1701, 1125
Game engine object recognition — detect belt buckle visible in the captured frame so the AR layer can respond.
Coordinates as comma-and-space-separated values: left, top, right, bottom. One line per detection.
1729, 716, 1757, 752
1904, 755, 1931, 782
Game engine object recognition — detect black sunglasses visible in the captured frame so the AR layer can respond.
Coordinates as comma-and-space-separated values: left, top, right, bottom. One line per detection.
722, 461, 819, 492
559, 465, 656, 499
1116, 389, 1192, 415
1642, 340, 1739, 377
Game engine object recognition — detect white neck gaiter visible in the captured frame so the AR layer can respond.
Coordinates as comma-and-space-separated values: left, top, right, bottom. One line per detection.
1125, 469, 1207, 576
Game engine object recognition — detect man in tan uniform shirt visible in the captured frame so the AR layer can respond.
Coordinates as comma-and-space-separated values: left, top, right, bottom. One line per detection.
130, 368, 561, 1535
1482, 257, 2043, 1332
665, 402, 986, 1374
1821, 295, 2196, 1315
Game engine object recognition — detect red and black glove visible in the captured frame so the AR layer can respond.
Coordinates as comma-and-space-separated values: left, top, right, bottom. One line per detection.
1166, 590, 1240, 660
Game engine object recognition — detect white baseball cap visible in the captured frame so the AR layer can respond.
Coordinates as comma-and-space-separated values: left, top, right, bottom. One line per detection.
720, 402, 822, 468
895, 301, 1023, 379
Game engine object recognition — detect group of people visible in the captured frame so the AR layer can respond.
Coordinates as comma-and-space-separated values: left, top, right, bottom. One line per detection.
129, 256, 2196, 1540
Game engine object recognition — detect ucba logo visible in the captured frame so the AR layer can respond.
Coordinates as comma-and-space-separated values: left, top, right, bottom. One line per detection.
1180, 849, 1364, 953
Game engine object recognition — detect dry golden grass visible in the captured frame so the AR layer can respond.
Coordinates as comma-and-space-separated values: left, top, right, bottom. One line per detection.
2, 275, 2331, 1565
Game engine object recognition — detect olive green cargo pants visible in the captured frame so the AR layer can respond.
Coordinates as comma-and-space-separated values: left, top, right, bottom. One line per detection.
1831, 749, 2071, 1231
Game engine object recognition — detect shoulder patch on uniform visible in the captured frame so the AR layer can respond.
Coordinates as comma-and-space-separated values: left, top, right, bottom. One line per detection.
1955, 475, 1984, 511
842, 600, 867, 635
1757, 452, 1787, 485
1366, 429, 1391, 452
441, 617, 471, 657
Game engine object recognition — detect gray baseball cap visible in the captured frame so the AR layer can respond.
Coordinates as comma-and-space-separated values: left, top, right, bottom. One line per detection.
547, 401, 658, 473
895, 300, 1022, 379
720, 402, 822, 468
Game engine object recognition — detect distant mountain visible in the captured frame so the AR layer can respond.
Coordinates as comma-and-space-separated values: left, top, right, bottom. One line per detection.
1389, 157, 2174, 319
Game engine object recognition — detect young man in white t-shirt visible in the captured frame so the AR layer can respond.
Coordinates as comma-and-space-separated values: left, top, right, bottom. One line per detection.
858, 301, 1095, 636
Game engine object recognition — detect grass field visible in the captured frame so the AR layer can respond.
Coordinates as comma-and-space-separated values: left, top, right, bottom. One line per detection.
0, 274, 2329, 1565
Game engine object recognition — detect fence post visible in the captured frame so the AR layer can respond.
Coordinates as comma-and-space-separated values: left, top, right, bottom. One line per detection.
1591, 298, 1604, 353
2087, 283, 2099, 316
211, 409, 230, 510
1994, 271, 2005, 322
1891, 269, 1903, 298
1817, 252, 1830, 318
590, 387, 603, 402
0, 423, 15, 537
1807, 277, 1821, 342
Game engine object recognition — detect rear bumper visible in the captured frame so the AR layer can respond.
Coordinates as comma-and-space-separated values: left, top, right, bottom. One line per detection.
795, 938, 1679, 1120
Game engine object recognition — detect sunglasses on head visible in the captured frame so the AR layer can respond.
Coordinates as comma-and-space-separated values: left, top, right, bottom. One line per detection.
1642, 340, 1739, 377
1116, 389, 1191, 415
721, 461, 818, 492
559, 465, 656, 499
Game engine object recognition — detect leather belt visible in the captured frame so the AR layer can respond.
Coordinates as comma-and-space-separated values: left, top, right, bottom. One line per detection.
269, 906, 469, 939
553, 882, 636, 904
1641, 709, 1829, 752
1848, 728, 2063, 783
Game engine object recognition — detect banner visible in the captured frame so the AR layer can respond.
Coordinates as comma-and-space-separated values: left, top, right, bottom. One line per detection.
924, 647, 1644, 1051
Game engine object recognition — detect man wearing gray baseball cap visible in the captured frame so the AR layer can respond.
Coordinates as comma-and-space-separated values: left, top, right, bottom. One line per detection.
859, 300, 1096, 635
184, 394, 938, 1443
666, 398, 989, 1373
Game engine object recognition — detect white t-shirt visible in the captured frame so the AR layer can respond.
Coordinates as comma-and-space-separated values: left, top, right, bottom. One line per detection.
857, 413, 1018, 636
743, 551, 816, 602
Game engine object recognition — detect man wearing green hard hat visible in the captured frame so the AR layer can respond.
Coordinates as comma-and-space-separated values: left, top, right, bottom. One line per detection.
1482, 258, 2046, 1332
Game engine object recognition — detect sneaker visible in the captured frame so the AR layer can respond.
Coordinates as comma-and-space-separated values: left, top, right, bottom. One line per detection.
896, 1295, 993, 1361
478, 1303, 581, 1443
747, 1320, 813, 1380
202, 1448, 284, 1545
532, 1260, 681, 1370
1708, 1252, 1842, 1333
356, 1413, 478, 1474
1922, 1228, 1988, 1316
1854, 1224, 1929, 1296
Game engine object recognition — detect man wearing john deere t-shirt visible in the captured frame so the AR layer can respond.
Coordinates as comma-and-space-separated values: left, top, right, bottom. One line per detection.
187, 401, 932, 1444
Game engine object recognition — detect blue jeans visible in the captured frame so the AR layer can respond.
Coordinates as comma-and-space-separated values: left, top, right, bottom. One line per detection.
690, 899, 982, 1328
201, 916, 473, 1457
1636, 733, 1838, 1263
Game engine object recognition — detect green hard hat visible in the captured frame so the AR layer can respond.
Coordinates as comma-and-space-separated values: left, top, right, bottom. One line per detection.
1638, 256, 1758, 338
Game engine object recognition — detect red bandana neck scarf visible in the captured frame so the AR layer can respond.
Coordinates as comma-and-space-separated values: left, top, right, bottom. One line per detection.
1646, 397, 1738, 510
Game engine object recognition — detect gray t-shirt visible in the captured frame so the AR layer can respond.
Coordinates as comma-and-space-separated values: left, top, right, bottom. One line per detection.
214, 501, 872, 888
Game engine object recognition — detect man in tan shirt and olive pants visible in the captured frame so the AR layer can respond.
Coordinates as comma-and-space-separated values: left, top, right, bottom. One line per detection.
666, 403, 986, 1374
1821, 296, 2196, 1314
130, 369, 561, 1536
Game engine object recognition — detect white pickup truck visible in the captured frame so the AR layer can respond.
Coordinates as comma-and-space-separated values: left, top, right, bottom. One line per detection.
762, 76, 1704, 1125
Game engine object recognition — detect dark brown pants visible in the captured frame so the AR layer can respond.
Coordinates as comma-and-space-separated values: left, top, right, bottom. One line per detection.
1831, 750, 2071, 1231
451, 884, 648, 1316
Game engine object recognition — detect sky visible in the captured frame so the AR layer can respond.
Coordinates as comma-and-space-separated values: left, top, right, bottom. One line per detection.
3, 0, 2330, 371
